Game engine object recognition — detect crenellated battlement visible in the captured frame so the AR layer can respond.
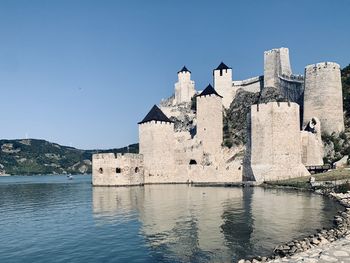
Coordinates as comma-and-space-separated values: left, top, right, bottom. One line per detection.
233, 76, 262, 86
138, 120, 174, 126
264, 47, 289, 55
279, 74, 304, 82
92, 153, 143, 160
252, 101, 298, 113
305, 62, 340, 72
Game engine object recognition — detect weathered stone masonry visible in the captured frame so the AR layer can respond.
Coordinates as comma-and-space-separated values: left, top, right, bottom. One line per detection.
92, 47, 344, 186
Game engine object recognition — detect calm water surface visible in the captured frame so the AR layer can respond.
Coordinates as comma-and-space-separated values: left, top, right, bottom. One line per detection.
0, 175, 341, 262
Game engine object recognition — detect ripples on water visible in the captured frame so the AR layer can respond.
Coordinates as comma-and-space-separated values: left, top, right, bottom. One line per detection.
0, 175, 341, 263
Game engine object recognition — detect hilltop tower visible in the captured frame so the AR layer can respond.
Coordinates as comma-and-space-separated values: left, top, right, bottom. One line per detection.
264, 47, 292, 88
303, 62, 344, 134
213, 62, 233, 108
138, 105, 175, 183
196, 84, 223, 154
174, 66, 195, 104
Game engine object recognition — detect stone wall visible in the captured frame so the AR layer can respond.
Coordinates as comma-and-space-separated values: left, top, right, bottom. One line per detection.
300, 131, 324, 166
243, 102, 310, 182
278, 76, 304, 104
303, 62, 344, 134
233, 76, 263, 94
92, 153, 144, 186
300, 117, 324, 166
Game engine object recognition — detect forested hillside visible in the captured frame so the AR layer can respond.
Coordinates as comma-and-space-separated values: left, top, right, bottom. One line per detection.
0, 139, 138, 175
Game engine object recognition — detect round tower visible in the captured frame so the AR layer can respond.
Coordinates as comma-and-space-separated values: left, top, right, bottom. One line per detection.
196, 84, 223, 154
213, 62, 233, 108
138, 105, 175, 183
174, 66, 195, 104
303, 62, 344, 134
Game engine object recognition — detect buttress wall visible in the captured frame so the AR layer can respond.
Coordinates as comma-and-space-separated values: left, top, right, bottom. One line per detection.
303, 62, 344, 134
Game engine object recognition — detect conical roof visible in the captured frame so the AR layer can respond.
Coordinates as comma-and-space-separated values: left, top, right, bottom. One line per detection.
198, 84, 223, 98
178, 66, 191, 74
215, 62, 231, 70
138, 105, 173, 124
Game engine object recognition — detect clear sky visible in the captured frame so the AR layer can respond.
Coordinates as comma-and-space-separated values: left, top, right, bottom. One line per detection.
0, 0, 349, 149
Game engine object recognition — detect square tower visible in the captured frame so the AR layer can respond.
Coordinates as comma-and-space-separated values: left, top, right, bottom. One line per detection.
174, 66, 196, 104
196, 84, 223, 154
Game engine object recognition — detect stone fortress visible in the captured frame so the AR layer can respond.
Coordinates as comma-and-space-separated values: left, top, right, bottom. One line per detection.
92, 47, 344, 186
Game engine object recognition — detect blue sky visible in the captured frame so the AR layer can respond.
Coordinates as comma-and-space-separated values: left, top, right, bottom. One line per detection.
0, 0, 349, 149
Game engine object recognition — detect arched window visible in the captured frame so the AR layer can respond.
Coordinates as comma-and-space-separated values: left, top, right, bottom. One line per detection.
135, 167, 139, 173
98, 168, 103, 174
189, 159, 197, 165
116, 168, 121, 174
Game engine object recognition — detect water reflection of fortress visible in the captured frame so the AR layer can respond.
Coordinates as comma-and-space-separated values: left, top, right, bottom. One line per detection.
92, 186, 333, 261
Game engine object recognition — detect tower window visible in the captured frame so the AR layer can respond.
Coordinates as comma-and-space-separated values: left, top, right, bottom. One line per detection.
99, 168, 103, 174
189, 159, 197, 165
135, 167, 139, 173
116, 168, 121, 174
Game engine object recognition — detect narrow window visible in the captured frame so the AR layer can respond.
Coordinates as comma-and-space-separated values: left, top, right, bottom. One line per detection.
99, 168, 103, 174
135, 167, 139, 173
189, 159, 197, 165
116, 168, 121, 174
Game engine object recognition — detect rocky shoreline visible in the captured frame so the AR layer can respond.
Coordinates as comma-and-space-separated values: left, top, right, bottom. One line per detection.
238, 187, 350, 263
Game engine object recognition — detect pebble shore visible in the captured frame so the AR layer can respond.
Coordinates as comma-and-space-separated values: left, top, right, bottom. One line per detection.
238, 191, 350, 263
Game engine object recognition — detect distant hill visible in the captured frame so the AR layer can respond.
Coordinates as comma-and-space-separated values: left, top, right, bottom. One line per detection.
0, 139, 138, 175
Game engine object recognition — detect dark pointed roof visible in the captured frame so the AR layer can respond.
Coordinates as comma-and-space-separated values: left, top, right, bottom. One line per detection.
178, 66, 191, 74
138, 105, 173, 124
215, 62, 231, 71
198, 84, 223, 98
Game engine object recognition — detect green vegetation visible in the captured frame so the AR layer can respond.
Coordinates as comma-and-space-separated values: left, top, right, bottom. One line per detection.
0, 139, 138, 175
322, 132, 350, 164
223, 87, 292, 147
265, 169, 350, 189
342, 64, 350, 129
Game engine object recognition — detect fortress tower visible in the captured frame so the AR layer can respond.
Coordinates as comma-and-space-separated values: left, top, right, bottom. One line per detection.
138, 105, 175, 183
243, 102, 310, 182
213, 62, 233, 108
174, 66, 196, 104
196, 84, 223, 154
303, 62, 344, 134
264, 47, 292, 88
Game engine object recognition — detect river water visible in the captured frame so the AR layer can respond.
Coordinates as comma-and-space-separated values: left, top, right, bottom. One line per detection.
0, 175, 341, 262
